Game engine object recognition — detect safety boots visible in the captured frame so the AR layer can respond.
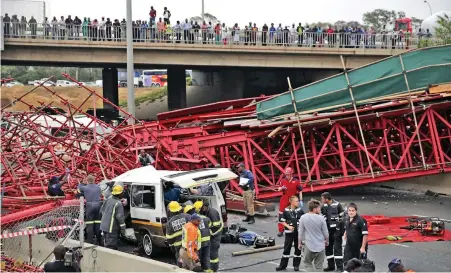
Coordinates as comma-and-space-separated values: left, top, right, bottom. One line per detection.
248, 215, 255, 224
242, 216, 250, 222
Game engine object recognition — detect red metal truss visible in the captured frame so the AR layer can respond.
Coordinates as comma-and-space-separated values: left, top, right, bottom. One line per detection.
2, 72, 451, 224
118, 93, 451, 200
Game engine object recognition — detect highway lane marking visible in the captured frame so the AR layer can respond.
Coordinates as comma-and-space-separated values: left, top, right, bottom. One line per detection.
391, 243, 410, 248
412, 215, 451, 222
267, 261, 306, 272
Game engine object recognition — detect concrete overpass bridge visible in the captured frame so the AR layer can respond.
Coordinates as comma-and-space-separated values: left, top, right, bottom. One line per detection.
0, 35, 415, 113
2, 38, 406, 69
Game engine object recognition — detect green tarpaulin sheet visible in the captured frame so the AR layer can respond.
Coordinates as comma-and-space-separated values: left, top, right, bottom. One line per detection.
256, 45, 451, 120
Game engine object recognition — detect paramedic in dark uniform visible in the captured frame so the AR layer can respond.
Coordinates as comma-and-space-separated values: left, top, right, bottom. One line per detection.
47, 169, 69, 197
343, 203, 368, 265
77, 175, 102, 245
321, 192, 345, 272
165, 201, 189, 266
276, 195, 304, 272
198, 200, 223, 272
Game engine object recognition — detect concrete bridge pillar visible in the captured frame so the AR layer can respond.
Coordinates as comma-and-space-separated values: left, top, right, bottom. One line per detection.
218, 70, 245, 101
102, 68, 118, 109
167, 67, 187, 110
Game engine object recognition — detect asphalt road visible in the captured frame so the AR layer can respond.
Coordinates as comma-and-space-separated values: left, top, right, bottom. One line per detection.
126, 187, 451, 272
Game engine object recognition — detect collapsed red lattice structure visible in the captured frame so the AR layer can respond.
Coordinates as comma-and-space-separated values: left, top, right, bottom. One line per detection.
2, 74, 451, 224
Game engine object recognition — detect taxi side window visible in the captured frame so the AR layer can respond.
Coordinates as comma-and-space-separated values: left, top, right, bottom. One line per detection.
131, 185, 156, 209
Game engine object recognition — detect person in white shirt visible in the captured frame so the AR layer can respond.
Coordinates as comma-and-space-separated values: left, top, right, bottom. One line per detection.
99, 17, 106, 41
232, 23, 240, 44
173, 20, 182, 43
43, 17, 50, 38
290, 23, 297, 45
221, 23, 229, 45
208, 22, 214, 44
58, 16, 65, 40
182, 19, 191, 43
163, 7, 171, 24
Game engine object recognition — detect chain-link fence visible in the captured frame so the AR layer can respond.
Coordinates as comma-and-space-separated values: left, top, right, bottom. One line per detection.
1, 198, 84, 272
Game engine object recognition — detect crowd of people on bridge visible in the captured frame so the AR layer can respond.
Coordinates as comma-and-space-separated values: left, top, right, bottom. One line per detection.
2, 6, 436, 48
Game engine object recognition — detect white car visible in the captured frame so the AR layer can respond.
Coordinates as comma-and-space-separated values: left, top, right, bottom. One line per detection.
56, 80, 77, 87
5, 81, 24, 87
34, 81, 56, 87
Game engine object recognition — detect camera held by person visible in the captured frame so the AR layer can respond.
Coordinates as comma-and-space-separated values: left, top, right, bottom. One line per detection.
44, 245, 82, 272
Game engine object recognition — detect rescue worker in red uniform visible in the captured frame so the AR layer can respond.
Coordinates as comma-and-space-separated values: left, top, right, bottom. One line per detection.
277, 167, 303, 237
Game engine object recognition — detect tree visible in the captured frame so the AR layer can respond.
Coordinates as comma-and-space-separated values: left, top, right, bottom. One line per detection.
397, 11, 406, 19
190, 13, 219, 24
435, 14, 451, 44
363, 9, 398, 30
1, 66, 102, 84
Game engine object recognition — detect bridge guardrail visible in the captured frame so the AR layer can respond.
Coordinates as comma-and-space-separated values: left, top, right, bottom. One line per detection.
2, 22, 445, 49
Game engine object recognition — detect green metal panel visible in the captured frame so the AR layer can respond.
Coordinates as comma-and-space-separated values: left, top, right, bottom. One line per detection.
256, 45, 451, 120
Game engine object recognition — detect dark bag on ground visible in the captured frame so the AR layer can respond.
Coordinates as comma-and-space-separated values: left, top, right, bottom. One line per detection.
221, 223, 247, 244
360, 253, 376, 272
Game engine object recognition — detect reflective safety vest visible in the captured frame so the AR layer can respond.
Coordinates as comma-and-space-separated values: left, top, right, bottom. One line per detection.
199, 215, 212, 248
165, 213, 188, 247
181, 222, 201, 261
206, 207, 223, 237
322, 200, 341, 228
166, 24, 172, 34
297, 26, 303, 35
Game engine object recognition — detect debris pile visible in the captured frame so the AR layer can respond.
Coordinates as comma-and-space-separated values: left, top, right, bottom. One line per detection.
2, 65, 451, 223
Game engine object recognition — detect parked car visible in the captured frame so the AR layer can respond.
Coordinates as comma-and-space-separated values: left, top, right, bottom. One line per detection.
56, 80, 77, 87
5, 81, 24, 87
34, 80, 56, 87
80, 82, 96, 87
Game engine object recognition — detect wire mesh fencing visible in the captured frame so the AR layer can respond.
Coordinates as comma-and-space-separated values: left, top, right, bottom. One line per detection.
1, 198, 84, 272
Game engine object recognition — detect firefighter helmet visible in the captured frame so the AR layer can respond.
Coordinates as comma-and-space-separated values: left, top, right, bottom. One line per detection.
184, 204, 194, 214
193, 200, 204, 212
168, 201, 182, 213
111, 185, 124, 195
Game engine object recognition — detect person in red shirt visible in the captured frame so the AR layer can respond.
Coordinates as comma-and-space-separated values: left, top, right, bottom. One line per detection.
149, 6, 156, 26
277, 167, 303, 236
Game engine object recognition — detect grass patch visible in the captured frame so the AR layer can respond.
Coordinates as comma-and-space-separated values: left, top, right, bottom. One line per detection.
119, 87, 167, 107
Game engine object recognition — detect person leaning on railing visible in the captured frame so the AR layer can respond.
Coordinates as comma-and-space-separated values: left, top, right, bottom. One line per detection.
29, 16, 37, 38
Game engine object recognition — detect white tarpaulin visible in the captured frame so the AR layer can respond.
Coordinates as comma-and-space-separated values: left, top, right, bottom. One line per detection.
421, 11, 451, 35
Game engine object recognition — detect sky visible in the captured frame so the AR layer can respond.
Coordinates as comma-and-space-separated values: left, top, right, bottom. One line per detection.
2, 0, 451, 26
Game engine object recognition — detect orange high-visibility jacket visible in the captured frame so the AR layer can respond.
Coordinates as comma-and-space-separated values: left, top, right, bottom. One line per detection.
181, 222, 201, 261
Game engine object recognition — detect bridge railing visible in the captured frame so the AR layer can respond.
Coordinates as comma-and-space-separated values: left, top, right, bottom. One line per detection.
2, 22, 445, 49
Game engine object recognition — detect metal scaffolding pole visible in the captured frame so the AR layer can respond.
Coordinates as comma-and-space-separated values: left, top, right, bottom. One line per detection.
399, 55, 427, 169
287, 77, 312, 189
126, 0, 135, 125
340, 55, 375, 178
202, 0, 205, 20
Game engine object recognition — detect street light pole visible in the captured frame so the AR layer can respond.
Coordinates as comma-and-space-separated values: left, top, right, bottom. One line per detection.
202, 0, 205, 20
126, 0, 135, 124
424, 0, 432, 16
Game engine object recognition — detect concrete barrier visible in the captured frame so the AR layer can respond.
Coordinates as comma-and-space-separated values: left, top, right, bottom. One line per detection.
377, 173, 451, 195
2, 234, 187, 272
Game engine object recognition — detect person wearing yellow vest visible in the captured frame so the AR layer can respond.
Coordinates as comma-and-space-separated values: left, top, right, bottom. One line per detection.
194, 200, 223, 272
166, 201, 189, 266
186, 204, 212, 272
100, 185, 126, 250
165, 21, 172, 42
180, 213, 203, 272
296, 23, 304, 46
